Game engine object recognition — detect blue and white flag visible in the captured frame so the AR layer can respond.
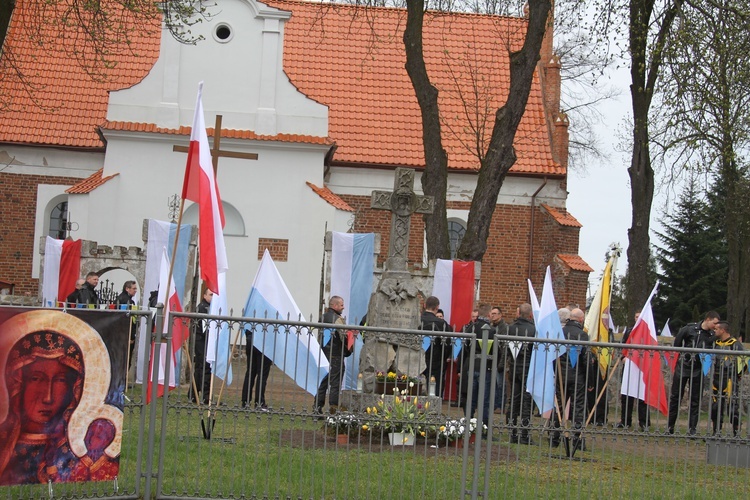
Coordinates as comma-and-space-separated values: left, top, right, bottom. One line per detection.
331, 232, 374, 390
526, 267, 566, 416
244, 250, 329, 395
207, 270, 232, 384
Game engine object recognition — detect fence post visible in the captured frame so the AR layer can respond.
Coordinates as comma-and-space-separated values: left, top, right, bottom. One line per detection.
142, 303, 164, 500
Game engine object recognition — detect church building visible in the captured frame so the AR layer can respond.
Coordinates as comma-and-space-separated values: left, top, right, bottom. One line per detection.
0, 0, 591, 318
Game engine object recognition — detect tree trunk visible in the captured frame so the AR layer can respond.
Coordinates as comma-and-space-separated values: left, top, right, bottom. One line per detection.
626, 0, 683, 318
456, 0, 552, 262
403, 0, 450, 260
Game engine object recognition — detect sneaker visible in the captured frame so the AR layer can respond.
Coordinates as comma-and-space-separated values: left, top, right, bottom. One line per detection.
258, 404, 270, 412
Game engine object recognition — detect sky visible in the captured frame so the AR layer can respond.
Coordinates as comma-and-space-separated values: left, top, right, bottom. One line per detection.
565, 65, 676, 295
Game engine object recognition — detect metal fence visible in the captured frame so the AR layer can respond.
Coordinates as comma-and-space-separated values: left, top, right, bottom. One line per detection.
3, 309, 750, 499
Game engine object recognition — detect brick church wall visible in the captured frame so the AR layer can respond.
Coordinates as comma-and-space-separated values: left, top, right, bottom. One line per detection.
339, 193, 588, 317
0, 172, 78, 296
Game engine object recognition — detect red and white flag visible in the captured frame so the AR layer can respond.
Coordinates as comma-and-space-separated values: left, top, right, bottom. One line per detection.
432, 259, 475, 330
147, 248, 190, 403
182, 82, 227, 294
621, 284, 668, 415
42, 236, 81, 306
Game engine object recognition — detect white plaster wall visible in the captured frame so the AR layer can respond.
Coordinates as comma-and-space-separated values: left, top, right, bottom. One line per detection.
107, 0, 327, 137
326, 167, 569, 208
92, 128, 335, 317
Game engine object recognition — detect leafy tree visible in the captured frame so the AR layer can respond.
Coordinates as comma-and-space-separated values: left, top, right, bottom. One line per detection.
659, 0, 750, 338
654, 177, 727, 331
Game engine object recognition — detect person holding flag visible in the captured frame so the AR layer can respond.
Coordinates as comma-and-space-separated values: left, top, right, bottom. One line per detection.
506, 303, 536, 445
710, 321, 746, 436
550, 308, 588, 449
616, 310, 651, 431
314, 296, 352, 415
667, 311, 720, 435
188, 289, 213, 405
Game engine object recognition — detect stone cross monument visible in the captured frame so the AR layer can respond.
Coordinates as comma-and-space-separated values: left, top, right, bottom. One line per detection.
359, 167, 434, 393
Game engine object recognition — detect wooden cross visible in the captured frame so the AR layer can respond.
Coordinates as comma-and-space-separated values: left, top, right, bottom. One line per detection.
173, 115, 258, 175
371, 167, 434, 272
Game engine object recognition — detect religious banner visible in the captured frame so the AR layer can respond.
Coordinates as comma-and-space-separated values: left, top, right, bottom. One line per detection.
0, 307, 129, 485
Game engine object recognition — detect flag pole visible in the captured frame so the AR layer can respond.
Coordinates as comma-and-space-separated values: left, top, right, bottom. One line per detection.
215, 325, 243, 406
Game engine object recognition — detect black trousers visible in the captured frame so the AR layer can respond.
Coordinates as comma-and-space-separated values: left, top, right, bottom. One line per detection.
587, 370, 609, 424
507, 369, 533, 436
242, 337, 272, 407
620, 395, 650, 428
668, 374, 703, 431
190, 335, 211, 403
711, 376, 740, 435
551, 377, 586, 440
315, 345, 345, 409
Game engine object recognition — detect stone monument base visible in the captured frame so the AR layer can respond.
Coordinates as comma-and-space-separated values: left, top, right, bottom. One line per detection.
339, 390, 443, 415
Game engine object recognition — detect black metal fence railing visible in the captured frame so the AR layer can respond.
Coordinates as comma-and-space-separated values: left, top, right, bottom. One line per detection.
2, 307, 748, 499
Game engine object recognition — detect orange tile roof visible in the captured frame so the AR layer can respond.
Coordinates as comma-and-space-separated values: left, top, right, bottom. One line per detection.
556, 254, 594, 273
272, 1, 562, 175
541, 204, 582, 227
1, 1, 563, 176
306, 182, 355, 212
0, 2, 161, 148
65, 168, 119, 194
101, 121, 331, 145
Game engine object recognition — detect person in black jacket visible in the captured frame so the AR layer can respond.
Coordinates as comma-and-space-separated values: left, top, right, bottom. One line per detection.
551, 308, 588, 448
710, 321, 746, 436
66, 272, 99, 306
616, 310, 651, 431
505, 303, 536, 445
421, 296, 453, 398
314, 296, 350, 414
242, 327, 273, 411
116, 280, 138, 368
458, 307, 489, 409
667, 311, 720, 435
189, 289, 213, 404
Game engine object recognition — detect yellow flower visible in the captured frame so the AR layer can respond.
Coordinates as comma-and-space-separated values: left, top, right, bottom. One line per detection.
420, 431, 426, 437
366, 407, 372, 414
394, 396, 401, 404
362, 424, 369, 431
425, 402, 430, 410
402, 436, 409, 443
439, 426, 446, 432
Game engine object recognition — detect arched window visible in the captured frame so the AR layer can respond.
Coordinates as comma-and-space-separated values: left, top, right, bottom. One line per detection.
448, 219, 466, 259
183, 201, 246, 236
48, 201, 68, 239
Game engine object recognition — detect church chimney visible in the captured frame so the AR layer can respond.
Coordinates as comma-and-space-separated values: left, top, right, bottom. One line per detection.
553, 112, 569, 170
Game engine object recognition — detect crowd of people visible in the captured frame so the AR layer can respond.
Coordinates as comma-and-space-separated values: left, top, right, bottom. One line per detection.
61, 271, 747, 439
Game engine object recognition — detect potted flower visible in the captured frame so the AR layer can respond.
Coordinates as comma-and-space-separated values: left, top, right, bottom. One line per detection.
325, 413, 360, 444
365, 390, 430, 446
439, 417, 486, 447
374, 371, 422, 395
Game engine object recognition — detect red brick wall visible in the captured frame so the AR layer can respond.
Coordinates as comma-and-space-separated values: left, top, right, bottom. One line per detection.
0, 172, 79, 296
258, 238, 289, 261
339, 193, 588, 316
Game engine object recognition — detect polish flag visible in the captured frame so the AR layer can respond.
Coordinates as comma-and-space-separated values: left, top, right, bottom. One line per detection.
182, 82, 227, 294
147, 248, 190, 403
432, 259, 475, 331
42, 236, 81, 306
621, 284, 668, 415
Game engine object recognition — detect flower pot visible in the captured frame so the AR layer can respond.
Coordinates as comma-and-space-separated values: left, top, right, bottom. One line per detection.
388, 432, 416, 446
375, 380, 422, 395
336, 434, 349, 445
453, 434, 476, 448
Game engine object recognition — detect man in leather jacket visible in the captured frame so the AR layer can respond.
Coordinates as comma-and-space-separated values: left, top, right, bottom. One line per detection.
421, 296, 452, 398
314, 296, 350, 414
504, 303, 536, 445
667, 311, 720, 435
551, 308, 588, 448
